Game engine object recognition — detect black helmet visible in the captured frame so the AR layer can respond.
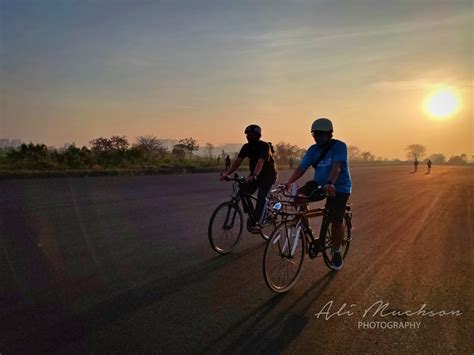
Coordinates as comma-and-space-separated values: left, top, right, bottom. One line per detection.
244, 124, 262, 136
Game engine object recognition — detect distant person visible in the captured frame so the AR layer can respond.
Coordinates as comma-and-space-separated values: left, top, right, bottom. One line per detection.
427, 159, 432, 174
414, 159, 419, 172
225, 155, 231, 170
284, 118, 352, 271
289, 157, 294, 169
220, 125, 278, 232
217, 156, 221, 165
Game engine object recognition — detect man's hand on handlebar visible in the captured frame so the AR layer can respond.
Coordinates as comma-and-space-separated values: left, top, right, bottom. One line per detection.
323, 183, 336, 197
220, 173, 230, 181
245, 174, 257, 183
275, 184, 293, 198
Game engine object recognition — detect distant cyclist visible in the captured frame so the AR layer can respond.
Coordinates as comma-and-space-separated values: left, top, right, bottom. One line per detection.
284, 118, 352, 270
220, 124, 278, 232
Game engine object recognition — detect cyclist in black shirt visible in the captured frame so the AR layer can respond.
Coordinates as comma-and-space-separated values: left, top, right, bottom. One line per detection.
220, 124, 278, 232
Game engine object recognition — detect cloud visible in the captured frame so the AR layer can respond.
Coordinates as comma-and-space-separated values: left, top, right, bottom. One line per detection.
370, 78, 473, 92
211, 12, 468, 50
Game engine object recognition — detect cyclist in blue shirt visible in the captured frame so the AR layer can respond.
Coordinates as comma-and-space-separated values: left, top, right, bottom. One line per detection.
284, 118, 352, 271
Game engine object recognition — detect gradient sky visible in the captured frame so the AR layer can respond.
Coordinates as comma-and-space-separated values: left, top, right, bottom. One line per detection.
1, 0, 472, 159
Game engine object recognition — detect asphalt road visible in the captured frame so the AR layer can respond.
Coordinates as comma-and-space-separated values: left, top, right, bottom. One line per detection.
1, 166, 473, 354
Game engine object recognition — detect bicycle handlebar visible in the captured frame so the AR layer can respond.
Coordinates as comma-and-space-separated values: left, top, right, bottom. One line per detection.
271, 184, 307, 199
269, 184, 329, 210
224, 173, 245, 182
220, 172, 251, 185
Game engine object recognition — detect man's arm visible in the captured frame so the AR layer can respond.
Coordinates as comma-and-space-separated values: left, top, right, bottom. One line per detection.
327, 161, 343, 185
224, 144, 247, 178
254, 142, 271, 177
325, 141, 348, 196
221, 158, 243, 179
324, 161, 343, 196
284, 165, 307, 190
253, 158, 265, 176
283, 145, 314, 189
246, 158, 265, 182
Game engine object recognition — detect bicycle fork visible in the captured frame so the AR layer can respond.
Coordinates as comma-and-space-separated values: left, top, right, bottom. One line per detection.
223, 204, 238, 230
272, 221, 302, 258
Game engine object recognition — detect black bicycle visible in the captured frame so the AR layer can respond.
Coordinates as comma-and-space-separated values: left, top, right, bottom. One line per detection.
263, 186, 353, 293
208, 174, 278, 254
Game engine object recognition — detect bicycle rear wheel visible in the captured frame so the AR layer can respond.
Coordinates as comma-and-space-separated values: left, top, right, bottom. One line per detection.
322, 214, 352, 268
263, 220, 306, 293
208, 202, 243, 254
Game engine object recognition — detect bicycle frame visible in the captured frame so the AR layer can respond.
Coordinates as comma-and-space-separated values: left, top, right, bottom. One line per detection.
227, 179, 258, 222
273, 196, 351, 259
224, 175, 278, 230
241, 184, 277, 226
275, 205, 329, 256
302, 204, 331, 241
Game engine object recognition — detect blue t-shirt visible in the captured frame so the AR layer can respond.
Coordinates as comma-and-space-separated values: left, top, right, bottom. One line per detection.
300, 139, 352, 194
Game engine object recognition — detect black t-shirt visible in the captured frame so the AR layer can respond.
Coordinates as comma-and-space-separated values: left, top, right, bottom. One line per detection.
238, 140, 277, 182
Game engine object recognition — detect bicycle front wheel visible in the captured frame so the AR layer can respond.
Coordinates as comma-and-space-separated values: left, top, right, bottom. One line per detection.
259, 210, 277, 241
208, 202, 244, 254
263, 220, 306, 293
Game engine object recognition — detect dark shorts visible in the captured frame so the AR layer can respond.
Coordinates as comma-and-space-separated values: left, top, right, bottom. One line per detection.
326, 192, 350, 224
297, 180, 350, 224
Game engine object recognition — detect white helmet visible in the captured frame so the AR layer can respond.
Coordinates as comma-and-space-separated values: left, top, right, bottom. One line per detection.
311, 118, 333, 132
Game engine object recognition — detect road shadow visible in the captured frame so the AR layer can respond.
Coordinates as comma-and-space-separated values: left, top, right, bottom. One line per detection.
3, 243, 266, 353
204, 270, 336, 354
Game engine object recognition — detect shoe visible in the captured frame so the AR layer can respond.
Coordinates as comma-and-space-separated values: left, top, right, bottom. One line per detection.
330, 250, 343, 271
308, 240, 320, 259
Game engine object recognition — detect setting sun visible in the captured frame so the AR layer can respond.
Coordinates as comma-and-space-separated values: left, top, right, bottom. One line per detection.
424, 87, 460, 119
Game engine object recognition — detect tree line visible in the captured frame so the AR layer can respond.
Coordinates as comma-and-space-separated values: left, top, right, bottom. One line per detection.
0, 137, 470, 171
1, 136, 205, 170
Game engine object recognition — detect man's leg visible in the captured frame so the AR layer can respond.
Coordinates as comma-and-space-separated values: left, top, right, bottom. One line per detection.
240, 181, 257, 214
254, 180, 273, 224
331, 222, 345, 250
327, 192, 350, 270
